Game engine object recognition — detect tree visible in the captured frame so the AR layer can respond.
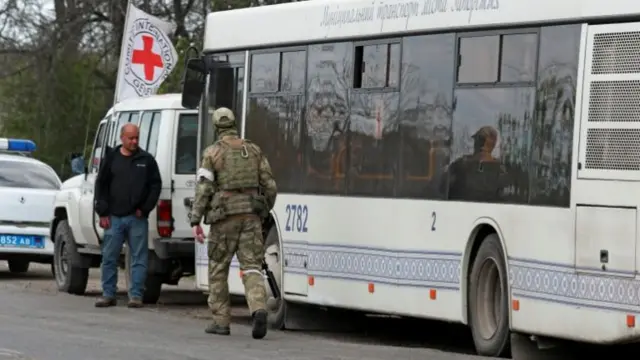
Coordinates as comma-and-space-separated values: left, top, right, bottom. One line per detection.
0, 0, 297, 178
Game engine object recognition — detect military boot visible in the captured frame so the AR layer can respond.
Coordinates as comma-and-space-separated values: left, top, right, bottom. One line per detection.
205, 323, 230, 335
251, 309, 268, 339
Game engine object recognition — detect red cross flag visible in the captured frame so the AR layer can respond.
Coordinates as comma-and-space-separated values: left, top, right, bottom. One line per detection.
114, 3, 178, 103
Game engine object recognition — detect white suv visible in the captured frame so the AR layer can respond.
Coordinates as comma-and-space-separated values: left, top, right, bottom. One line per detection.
0, 138, 61, 274
50, 94, 199, 303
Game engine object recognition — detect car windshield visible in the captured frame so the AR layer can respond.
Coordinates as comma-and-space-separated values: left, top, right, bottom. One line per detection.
0, 160, 60, 190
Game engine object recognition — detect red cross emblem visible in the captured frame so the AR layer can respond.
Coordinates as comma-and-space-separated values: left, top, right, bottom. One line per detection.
132, 35, 163, 82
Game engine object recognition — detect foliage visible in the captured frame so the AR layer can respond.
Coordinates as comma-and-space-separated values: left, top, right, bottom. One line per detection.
0, 0, 298, 178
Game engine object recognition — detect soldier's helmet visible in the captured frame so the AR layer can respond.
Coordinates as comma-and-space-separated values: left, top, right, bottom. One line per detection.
212, 107, 236, 129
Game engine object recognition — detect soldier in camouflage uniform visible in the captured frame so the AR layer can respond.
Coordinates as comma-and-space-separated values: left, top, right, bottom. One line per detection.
189, 107, 277, 340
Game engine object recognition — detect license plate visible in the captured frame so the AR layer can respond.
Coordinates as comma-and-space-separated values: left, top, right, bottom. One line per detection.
0, 234, 44, 249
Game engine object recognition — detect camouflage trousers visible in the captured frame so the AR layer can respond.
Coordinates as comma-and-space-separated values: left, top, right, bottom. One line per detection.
207, 215, 267, 327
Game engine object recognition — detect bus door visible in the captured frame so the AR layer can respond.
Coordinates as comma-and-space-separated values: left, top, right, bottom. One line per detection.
78, 118, 110, 248
203, 57, 245, 145
190, 55, 246, 290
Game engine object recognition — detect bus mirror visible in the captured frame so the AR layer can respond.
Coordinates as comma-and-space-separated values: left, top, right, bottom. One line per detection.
181, 57, 207, 109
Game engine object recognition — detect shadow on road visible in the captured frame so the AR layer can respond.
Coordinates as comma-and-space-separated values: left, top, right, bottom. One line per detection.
277, 310, 478, 355
323, 317, 477, 354
153, 291, 479, 355
0, 270, 53, 280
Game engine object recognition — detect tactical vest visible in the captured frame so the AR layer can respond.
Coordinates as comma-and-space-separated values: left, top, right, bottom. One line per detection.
205, 138, 262, 223
215, 138, 261, 191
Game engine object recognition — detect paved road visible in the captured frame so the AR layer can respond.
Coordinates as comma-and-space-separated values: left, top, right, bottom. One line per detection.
1, 264, 638, 359
0, 264, 496, 360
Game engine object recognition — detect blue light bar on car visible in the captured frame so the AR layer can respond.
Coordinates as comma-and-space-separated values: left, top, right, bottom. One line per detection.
0, 138, 37, 152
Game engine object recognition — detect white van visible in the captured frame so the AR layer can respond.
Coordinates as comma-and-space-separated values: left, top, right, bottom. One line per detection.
50, 94, 199, 303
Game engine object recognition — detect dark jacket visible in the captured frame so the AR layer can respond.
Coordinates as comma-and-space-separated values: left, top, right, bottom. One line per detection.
94, 145, 162, 218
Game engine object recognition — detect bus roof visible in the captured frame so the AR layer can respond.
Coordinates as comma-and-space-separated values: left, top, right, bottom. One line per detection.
204, 0, 639, 51
104, 93, 186, 117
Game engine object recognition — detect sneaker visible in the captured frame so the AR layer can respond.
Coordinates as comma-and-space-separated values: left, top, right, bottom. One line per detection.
204, 323, 230, 335
251, 309, 268, 339
127, 298, 143, 308
95, 297, 117, 308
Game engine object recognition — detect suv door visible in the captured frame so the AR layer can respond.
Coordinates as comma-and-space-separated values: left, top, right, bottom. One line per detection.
78, 118, 109, 245
172, 111, 199, 239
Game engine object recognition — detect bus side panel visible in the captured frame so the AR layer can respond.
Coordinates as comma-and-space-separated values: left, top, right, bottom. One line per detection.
512, 22, 640, 344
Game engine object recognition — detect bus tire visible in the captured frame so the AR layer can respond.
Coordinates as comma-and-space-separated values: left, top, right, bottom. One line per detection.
468, 233, 510, 357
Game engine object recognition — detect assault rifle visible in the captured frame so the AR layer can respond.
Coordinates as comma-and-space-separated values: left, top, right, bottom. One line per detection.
261, 215, 281, 299
262, 259, 281, 299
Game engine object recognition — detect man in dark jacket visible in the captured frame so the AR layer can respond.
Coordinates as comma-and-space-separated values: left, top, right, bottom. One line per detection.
94, 123, 162, 308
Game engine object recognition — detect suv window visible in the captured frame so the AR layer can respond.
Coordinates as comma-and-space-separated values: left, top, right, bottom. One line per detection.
138, 111, 154, 150
175, 113, 198, 174
114, 111, 139, 146
146, 112, 161, 156
0, 160, 60, 190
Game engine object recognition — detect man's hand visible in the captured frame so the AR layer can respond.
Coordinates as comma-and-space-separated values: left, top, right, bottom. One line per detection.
135, 209, 143, 218
193, 225, 204, 243
99, 216, 110, 229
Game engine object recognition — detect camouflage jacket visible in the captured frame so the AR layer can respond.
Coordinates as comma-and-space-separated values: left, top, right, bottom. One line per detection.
189, 135, 278, 227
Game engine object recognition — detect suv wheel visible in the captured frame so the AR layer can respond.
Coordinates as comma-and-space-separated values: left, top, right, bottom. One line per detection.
124, 246, 163, 304
54, 220, 89, 295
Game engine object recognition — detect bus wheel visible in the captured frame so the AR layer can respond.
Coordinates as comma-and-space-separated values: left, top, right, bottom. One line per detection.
469, 233, 510, 357
264, 226, 286, 330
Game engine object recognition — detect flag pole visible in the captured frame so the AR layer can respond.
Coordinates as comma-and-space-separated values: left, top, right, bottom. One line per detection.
106, 0, 133, 148
113, 0, 133, 108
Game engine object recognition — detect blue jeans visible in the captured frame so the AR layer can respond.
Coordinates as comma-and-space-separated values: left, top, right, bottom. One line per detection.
101, 215, 149, 299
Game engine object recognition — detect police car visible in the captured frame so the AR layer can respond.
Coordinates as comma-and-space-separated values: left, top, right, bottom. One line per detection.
0, 138, 61, 274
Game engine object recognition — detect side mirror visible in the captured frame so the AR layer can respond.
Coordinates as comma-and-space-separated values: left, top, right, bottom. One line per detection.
181, 57, 207, 109
70, 156, 85, 175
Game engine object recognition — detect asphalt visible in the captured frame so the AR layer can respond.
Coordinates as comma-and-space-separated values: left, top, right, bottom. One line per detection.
0, 265, 493, 360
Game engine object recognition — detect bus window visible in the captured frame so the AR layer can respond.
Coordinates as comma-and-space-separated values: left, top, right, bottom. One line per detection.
398, 33, 455, 200
301, 42, 352, 195
529, 24, 581, 207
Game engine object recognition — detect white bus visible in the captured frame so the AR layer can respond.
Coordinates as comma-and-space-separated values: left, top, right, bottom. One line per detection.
182, 0, 640, 356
